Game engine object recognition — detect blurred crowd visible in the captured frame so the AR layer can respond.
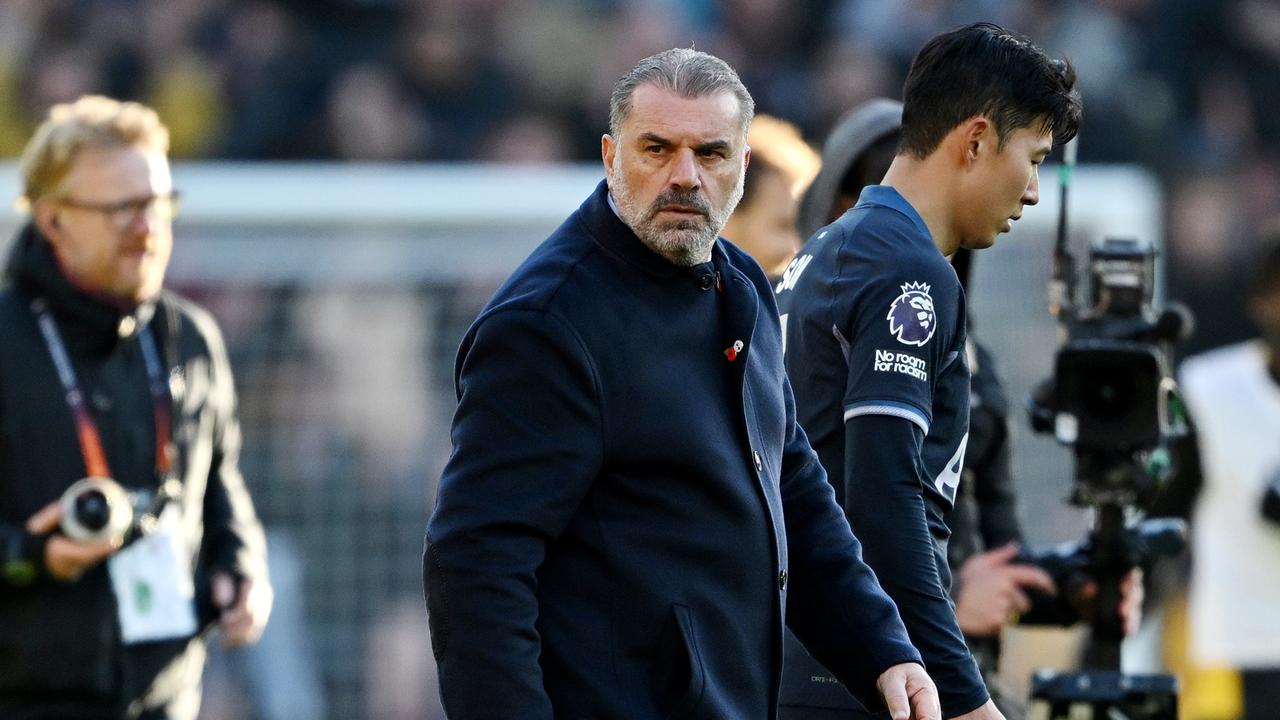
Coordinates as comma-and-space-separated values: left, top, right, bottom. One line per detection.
2, 0, 1276, 348
0, 0, 1270, 165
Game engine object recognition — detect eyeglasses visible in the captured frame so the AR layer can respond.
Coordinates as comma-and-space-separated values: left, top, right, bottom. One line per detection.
56, 191, 182, 231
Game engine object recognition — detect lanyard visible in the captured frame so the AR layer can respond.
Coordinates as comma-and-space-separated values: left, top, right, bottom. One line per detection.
31, 298, 175, 483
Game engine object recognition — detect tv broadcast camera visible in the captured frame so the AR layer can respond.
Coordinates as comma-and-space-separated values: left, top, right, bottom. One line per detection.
1023, 139, 1191, 720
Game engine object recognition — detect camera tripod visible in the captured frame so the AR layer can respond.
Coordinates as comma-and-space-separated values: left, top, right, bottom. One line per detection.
1026, 497, 1182, 720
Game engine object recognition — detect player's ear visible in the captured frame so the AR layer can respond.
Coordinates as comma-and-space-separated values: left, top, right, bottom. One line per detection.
961, 116, 993, 164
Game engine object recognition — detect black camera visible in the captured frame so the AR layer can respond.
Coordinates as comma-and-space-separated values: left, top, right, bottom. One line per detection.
1032, 238, 1191, 498
1025, 230, 1192, 718
1020, 138, 1193, 718
59, 476, 179, 545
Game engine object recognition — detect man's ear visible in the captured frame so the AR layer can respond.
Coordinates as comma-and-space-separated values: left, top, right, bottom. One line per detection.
743, 144, 751, 172
32, 198, 64, 246
601, 133, 616, 179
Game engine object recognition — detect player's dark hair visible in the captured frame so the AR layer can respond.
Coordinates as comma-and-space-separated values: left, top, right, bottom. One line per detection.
898, 22, 1081, 158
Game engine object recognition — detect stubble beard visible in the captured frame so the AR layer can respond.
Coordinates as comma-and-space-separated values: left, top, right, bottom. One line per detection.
611, 158, 744, 267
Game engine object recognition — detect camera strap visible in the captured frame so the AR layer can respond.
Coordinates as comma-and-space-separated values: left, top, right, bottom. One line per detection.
31, 298, 176, 484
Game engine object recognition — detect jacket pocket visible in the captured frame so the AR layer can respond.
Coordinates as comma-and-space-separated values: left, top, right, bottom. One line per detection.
651, 603, 705, 719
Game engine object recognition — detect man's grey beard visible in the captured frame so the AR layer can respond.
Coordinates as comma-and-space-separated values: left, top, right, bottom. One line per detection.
611, 160, 744, 267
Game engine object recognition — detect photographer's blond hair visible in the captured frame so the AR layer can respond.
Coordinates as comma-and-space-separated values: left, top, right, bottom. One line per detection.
746, 115, 820, 198
17, 95, 169, 211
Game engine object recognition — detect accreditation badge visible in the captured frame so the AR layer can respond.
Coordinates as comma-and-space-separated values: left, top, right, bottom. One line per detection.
108, 505, 198, 643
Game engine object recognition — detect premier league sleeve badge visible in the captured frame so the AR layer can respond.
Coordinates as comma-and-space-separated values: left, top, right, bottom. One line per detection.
887, 281, 936, 347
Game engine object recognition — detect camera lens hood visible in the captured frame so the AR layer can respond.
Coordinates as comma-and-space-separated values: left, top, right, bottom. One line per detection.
59, 476, 133, 543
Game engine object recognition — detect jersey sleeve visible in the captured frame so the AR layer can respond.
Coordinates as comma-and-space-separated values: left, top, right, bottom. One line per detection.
840, 251, 957, 435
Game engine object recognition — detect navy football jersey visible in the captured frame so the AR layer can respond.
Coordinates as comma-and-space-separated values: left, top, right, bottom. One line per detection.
776, 185, 988, 715
777, 185, 969, 514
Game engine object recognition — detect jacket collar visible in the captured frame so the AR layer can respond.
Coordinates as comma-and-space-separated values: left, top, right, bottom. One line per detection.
5, 223, 157, 354
579, 179, 726, 287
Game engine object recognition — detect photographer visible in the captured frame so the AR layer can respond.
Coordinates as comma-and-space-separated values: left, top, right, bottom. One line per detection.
0, 96, 270, 720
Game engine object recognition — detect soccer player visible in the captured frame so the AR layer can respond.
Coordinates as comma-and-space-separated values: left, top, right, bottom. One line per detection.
776, 23, 1081, 720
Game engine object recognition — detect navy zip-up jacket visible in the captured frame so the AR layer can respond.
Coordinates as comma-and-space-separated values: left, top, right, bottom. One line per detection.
424, 181, 920, 719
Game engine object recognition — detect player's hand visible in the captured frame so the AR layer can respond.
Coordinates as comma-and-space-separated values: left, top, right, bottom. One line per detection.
955, 543, 1056, 636
877, 662, 941, 720
948, 698, 1006, 720
211, 571, 273, 648
25, 500, 119, 582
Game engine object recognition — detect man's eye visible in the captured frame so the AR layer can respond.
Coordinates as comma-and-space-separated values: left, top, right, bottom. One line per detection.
646, 145, 665, 154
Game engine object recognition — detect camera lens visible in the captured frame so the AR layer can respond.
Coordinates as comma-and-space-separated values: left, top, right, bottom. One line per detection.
73, 489, 112, 532
1082, 377, 1136, 420
60, 477, 133, 543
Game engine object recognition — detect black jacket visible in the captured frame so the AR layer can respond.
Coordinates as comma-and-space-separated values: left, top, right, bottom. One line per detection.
425, 181, 920, 719
947, 337, 1023, 570
0, 225, 267, 719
